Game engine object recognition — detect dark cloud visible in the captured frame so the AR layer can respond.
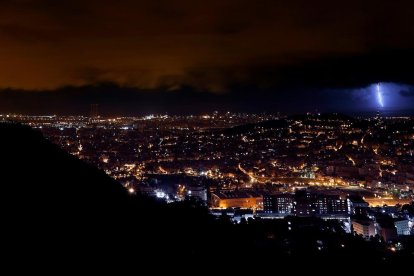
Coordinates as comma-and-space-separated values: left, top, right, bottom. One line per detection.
400, 88, 414, 97
1, 82, 413, 115
0, 0, 414, 115
0, 23, 60, 42
0, 0, 414, 90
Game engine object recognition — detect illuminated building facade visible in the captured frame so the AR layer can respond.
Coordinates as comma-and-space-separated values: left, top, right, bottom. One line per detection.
211, 190, 263, 209
263, 194, 294, 214
263, 190, 349, 217
394, 219, 411, 236
352, 219, 376, 239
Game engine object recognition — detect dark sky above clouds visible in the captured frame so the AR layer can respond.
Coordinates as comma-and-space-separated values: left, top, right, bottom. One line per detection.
1, 0, 414, 114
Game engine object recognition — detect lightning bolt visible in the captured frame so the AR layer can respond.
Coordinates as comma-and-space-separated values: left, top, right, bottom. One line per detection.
377, 83, 384, 108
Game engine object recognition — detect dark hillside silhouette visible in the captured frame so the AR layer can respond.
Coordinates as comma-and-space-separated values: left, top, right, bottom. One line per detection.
0, 123, 211, 264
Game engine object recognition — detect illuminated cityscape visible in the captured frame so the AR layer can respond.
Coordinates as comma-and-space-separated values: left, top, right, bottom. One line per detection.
3, 112, 413, 241
2, 0, 414, 268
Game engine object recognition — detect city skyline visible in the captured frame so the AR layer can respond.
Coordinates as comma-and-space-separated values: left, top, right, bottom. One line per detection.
3, 112, 413, 232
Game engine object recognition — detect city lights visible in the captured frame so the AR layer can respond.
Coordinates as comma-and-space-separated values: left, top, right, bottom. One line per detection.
3, 112, 413, 232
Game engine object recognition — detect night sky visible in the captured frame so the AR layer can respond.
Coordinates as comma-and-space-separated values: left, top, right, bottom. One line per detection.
1, 0, 414, 115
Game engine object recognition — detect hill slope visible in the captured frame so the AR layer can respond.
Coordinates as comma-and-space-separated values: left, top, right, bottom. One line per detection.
1, 123, 218, 268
